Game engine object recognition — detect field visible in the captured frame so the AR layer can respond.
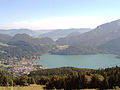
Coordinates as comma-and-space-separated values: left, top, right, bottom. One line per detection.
56, 45, 69, 50
0, 85, 44, 90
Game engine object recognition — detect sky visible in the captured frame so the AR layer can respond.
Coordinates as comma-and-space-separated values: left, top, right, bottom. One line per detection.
0, 0, 120, 30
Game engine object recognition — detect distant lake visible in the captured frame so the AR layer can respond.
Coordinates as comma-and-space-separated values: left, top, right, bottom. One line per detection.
37, 54, 120, 69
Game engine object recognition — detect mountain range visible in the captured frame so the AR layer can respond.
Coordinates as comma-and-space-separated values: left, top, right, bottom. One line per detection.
0, 28, 91, 40
1, 19, 120, 57
39, 28, 91, 40
54, 19, 120, 55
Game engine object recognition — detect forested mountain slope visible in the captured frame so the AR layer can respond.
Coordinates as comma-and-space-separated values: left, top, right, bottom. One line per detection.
0, 34, 55, 59
55, 19, 120, 55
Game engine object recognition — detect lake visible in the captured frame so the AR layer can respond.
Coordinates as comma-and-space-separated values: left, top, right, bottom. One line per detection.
37, 54, 120, 69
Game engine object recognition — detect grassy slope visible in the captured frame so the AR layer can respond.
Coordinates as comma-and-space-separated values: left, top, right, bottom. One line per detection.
0, 85, 44, 90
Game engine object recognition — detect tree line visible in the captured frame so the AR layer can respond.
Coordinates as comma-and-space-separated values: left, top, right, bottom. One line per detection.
30, 66, 120, 89
1, 66, 120, 89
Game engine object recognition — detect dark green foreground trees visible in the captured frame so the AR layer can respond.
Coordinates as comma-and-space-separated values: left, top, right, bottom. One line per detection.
1, 66, 120, 89
0, 70, 36, 86
30, 66, 120, 89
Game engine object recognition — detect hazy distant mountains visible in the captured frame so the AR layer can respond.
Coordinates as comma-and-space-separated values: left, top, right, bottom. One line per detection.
0, 29, 35, 36
55, 19, 120, 55
0, 28, 91, 40
39, 28, 91, 40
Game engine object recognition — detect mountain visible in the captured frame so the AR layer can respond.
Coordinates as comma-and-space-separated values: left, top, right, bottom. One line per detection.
57, 19, 120, 46
55, 19, 120, 55
98, 37, 120, 55
39, 28, 91, 40
34, 30, 53, 35
9, 33, 55, 46
66, 31, 81, 37
0, 34, 55, 59
0, 28, 91, 39
0, 34, 12, 43
1, 19, 120, 56
0, 29, 54, 37
0, 29, 36, 36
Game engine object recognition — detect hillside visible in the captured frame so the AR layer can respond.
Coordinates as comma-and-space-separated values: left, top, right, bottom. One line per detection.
0, 34, 55, 59
0, 34, 12, 43
98, 37, 120, 55
9, 34, 55, 45
55, 19, 120, 55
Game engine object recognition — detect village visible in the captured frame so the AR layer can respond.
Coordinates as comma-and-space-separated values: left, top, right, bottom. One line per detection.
0, 57, 47, 75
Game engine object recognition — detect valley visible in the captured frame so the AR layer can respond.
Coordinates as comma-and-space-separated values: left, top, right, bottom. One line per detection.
0, 19, 120, 89
1, 0, 120, 89
1, 19, 120, 75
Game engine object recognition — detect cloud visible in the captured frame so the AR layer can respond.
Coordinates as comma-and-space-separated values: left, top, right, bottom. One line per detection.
0, 16, 120, 30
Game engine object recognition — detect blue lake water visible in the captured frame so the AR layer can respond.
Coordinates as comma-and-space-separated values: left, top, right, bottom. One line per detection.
37, 54, 120, 69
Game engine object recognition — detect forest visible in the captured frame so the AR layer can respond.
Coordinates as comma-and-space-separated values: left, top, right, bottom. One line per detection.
1, 66, 120, 89
29, 66, 120, 89
0, 70, 35, 86
0, 34, 55, 59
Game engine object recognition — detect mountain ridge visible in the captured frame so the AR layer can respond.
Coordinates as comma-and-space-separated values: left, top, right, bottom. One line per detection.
55, 19, 120, 55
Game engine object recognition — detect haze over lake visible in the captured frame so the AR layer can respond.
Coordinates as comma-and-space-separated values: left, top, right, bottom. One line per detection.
37, 54, 120, 69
